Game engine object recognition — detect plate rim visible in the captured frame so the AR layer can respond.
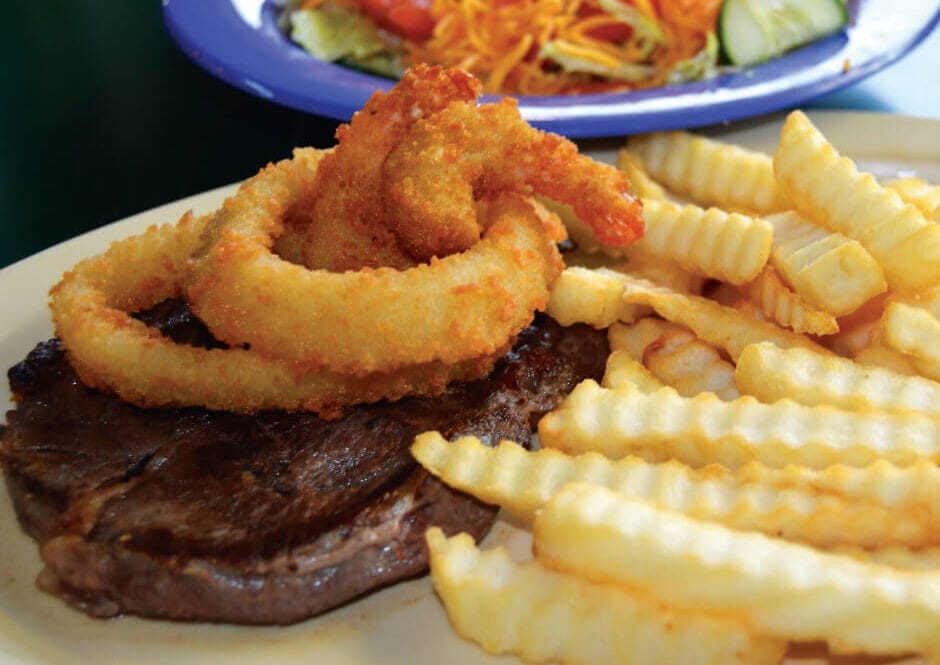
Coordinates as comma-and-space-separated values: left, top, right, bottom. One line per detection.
1, 110, 939, 665
161, 0, 940, 138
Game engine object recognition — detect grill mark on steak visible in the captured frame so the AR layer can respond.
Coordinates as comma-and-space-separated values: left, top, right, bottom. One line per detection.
0, 300, 608, 624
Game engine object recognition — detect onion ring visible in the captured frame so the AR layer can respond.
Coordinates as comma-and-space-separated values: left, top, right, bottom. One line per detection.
49, 167, 505, 414
383, 97, 645, 259
185, 177, 564, 374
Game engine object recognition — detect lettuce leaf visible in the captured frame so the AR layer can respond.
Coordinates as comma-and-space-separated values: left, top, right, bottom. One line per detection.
289, 5, 404, 77
667, 31, 720, 84
596, 0, 666, 56
539, 41, 655, 82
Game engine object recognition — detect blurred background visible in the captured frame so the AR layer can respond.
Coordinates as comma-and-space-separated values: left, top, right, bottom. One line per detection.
1, 2, 937, 269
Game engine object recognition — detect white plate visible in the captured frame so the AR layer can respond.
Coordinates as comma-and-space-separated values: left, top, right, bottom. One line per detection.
1, 111, 939, 665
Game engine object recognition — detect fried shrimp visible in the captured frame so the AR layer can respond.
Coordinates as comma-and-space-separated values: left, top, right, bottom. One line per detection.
383, 98, 645, 260
291, 64, 482, 271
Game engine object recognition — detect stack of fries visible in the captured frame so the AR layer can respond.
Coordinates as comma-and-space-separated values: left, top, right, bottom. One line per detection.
414, 111, 940, 665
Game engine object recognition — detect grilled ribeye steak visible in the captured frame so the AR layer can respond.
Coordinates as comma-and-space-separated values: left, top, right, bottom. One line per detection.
0, 300, 608, 625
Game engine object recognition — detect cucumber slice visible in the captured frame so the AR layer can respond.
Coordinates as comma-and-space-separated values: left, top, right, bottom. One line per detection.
719, 0, 848, 66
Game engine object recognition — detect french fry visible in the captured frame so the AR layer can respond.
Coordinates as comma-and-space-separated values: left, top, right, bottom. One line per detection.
643, 325, 740, 400
765, 210, 886, 316
743, 265, 839, 335
879, 302, 940, 381
620, 276, 830, 361
902, 283, 940, 319
533, 483, 940, 658
546, 265, 701, 329
546, 266, 632, 328
425, 528, 786, 665
774, 111, 940, 293
733, 298, 768, 321
855, 342, 920, 377
629, 131, 790, 214
886, 177, 940, 223
607, 317, 671, 360
824, 313, 879, 357
639, 198, 773, 284
735, 342, 940, 415
616, 148, 667, 200
413, 433, 940, 547
617, 245, 705, 295
739, 457, 940, 513
835, 544, 940, 572
601, 350, 664, 391
537, 380, 940, 470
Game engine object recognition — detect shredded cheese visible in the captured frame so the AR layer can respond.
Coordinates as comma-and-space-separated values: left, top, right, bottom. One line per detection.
407, 0, 721, 94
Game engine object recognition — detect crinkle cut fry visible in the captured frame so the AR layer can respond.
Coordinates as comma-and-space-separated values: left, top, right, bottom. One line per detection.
765, 210, 886, 317
736, 342, 940, 415
545, 266, 634, 329
642, 324, 740, 400
412, 433, 940, 547
743, 265, 839, 335
774, 110, 940, 294
426, 528, 786, 665
537, 380, 940, 470
620, 276, 830, 361
533, 483, 940, 658
602, 350, 665, 391
629, 130, 790, 214
639, 198, 772, 284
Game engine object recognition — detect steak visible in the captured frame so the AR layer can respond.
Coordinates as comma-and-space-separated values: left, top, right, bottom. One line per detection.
0, 300, 608, 625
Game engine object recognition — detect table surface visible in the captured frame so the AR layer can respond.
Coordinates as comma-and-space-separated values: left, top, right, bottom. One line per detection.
2, 3, 938, 270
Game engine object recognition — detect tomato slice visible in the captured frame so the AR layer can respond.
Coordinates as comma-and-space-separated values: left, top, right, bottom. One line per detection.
356, 0, 435, 39
577, 4, 634, 42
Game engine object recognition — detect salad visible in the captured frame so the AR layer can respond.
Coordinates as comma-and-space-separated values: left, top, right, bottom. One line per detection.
277, 0, 848, 95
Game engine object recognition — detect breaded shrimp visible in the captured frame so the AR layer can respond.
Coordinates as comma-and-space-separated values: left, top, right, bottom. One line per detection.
382, 97, 645, 260
292, 65, 482, 271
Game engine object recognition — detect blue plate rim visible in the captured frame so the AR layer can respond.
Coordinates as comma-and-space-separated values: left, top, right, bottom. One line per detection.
162, 0, 940, 138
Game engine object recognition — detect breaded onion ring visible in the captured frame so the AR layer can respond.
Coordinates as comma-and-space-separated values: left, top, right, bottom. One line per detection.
383, 98, 645, 259
49, 162, 504, 414
186, 182, 564, 374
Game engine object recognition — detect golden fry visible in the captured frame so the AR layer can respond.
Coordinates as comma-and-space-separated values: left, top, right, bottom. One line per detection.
413, 433, 939, 547
601, 350, 665, 391
538, 380, 940, 469
736, 342, 940, 415
886, 177, 940, 223
629, 131, 790, 214
765, 210, 886, 317
854, 342, 920, 377
426, 528, 786, 665
644, 326, 740, 400
620, 276, 830, 361
534, 483, 940, 658
607, 317, 671, 360
546, 266, 632, 328
774, 111, 940, 294
615, 148, 667, 200
640, 198, 773, 284
743, 265, 839, 335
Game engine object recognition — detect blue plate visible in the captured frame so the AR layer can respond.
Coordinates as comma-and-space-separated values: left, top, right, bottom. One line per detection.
163, 0, 940, 138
